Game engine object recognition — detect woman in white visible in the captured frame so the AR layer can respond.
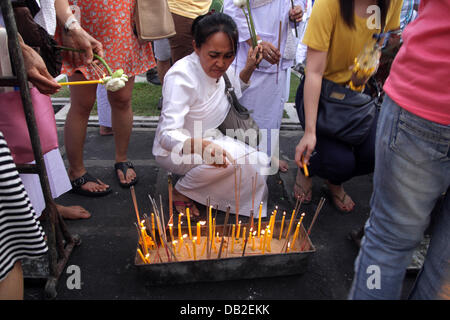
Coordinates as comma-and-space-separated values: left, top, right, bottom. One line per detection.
153, 12, 270, 219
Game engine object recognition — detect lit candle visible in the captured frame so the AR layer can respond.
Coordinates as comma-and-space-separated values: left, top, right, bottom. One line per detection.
208, 206, 212, 241
236, 221, 242, 240
262, 228, 268, 254
279, 211, 286, 240
168, 223, 174, 243
231, 224, 236, 252
145, 253, 150, 264
193, 237, 197, 260
172, 240, 177, 256
186, 207, 192, 240
257, 202, 263, 237
271, 207, 278, 235
287, 241, 291, 253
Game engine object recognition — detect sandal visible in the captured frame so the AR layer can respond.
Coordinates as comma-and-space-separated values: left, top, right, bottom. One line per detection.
173, 200, 201, 221
324, 185, 355, 213
293, 170, 312, 204
114, 161, 138, 188
70, 172, 112, 197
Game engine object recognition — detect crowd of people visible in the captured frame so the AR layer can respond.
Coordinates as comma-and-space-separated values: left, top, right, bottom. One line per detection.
0, 0, 448, 300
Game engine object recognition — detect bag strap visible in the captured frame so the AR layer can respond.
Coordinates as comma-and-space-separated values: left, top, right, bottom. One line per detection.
222, 73, 252, 115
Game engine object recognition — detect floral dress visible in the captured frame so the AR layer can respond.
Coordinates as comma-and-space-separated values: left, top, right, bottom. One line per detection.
59, 0, 156, 80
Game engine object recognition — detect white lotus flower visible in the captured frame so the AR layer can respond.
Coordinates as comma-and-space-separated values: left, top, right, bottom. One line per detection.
104, 76, 127, 92
233, 0, 246, 8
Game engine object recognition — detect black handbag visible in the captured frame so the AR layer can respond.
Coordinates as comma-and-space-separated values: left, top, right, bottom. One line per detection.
295, 75, 380, 146
218, 73, 260, 147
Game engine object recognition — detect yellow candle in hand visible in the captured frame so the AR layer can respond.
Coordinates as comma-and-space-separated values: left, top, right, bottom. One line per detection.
279, 211, 286, 240
258, 202, 263, 237
186, 207, 192, 240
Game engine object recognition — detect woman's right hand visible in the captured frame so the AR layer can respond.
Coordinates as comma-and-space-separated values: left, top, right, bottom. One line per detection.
186, 138, 235, 168
294, 132, 316, 168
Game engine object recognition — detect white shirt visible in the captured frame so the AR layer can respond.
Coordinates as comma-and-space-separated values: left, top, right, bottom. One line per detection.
152, 52, 249, 157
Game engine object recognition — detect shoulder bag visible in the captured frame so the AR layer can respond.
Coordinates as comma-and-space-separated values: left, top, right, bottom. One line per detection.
295, 74, 381, 146
218, 73, 260, 147
133, 0, 176, 42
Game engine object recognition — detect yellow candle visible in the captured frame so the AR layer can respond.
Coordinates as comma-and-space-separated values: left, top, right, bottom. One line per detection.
271, 207, 278, 235
186, 207, 192, 240
291, 222, 301, 250
192, 237, 197, 260
236, 221, 242, 240
145, 253, 150, 264
259, 230, 265, 250
286, 241, 291, 253
212, 218, 216, 244
241, 227, 246, 249
196, 222, 201, 244
252, 231, 256, 251
172, 240, 177, 256
231, 224, 236, 252
151, 213, 156, 238
285, 209, 295, 239
201, 238, 207, 256
279, 212, 286, 240
199, 221, 205, 245
258, 202, 263, 237
268, 214, 274, 238
184, 243, 191, 259
137, 248, 146, 264
262, 229, 268, 254
178, 213, 183, 240
168, 223, 174, 243
58, 79, 103, 86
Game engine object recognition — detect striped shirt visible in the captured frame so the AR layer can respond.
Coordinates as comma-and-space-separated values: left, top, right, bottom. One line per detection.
0, 131, 47, 282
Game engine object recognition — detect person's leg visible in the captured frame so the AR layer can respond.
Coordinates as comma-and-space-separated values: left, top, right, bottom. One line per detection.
409, 190, 450, 300
153, 38, 172, 86
64, 72, 110, 193
0, 261, 23, 300
295, 133, 356, 211
349, 95, 450, 299
352, 110, 378, 177
168, 13, 194, 63
108, 76, 136, 186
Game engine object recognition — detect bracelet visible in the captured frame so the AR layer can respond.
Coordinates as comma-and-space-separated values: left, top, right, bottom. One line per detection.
64, 15, 80, 33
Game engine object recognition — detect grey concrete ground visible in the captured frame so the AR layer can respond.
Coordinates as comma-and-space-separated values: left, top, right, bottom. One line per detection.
23, 119, 418, 300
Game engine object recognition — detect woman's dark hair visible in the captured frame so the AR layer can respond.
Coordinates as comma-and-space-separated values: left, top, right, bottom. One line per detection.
191, 12, 239, 53
339, 0, 391, 30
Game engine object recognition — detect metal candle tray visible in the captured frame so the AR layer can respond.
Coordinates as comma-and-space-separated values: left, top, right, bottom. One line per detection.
134, 220, 315, 285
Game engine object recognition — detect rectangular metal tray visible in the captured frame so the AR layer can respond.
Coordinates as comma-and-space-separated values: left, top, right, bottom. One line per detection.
134, 220, 315, 285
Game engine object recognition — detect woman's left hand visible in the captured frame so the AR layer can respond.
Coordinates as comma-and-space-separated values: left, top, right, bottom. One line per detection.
289, 6, 304, 23
245, 45, 263, 70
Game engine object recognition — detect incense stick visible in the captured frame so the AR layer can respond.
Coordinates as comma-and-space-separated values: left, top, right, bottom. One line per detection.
167, 173, 174, 226
276, 20, 282, 84
242, 209, 254, 256
218, 207, 230, 259
130, 186, 141, 225
281, 197, 303, 252
300, 197, 326, 251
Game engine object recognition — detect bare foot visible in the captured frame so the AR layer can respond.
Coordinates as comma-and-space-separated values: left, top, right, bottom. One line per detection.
278, 159, 289, 173
293, 168, 312, 203
326, 181, 355, 213
173, 189, 200, 217
56, 204, 91, 219
99, 126, 113, 136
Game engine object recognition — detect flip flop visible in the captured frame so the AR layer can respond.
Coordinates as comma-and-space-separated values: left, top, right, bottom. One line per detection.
114, 161, 138, 188
323, 187, 355, 214
70, 172, 112, 197
293, 180, 312, 205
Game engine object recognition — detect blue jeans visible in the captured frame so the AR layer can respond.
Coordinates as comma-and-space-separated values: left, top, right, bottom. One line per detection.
348, 95, 450, 299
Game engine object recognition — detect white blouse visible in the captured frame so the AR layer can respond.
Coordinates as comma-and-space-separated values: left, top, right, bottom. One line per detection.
152, 52, 250, 158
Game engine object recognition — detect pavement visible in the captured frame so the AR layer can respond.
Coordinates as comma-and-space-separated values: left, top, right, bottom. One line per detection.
22, 78, 418, 301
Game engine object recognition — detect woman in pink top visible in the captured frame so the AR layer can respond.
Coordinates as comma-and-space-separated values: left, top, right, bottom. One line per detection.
349, 0, 450, 300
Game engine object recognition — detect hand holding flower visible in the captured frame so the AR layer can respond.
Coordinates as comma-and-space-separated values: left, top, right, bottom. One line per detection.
240, 44, 263, 83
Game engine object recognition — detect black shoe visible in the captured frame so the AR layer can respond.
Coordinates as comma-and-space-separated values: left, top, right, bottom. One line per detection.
146, 68, 161, 85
